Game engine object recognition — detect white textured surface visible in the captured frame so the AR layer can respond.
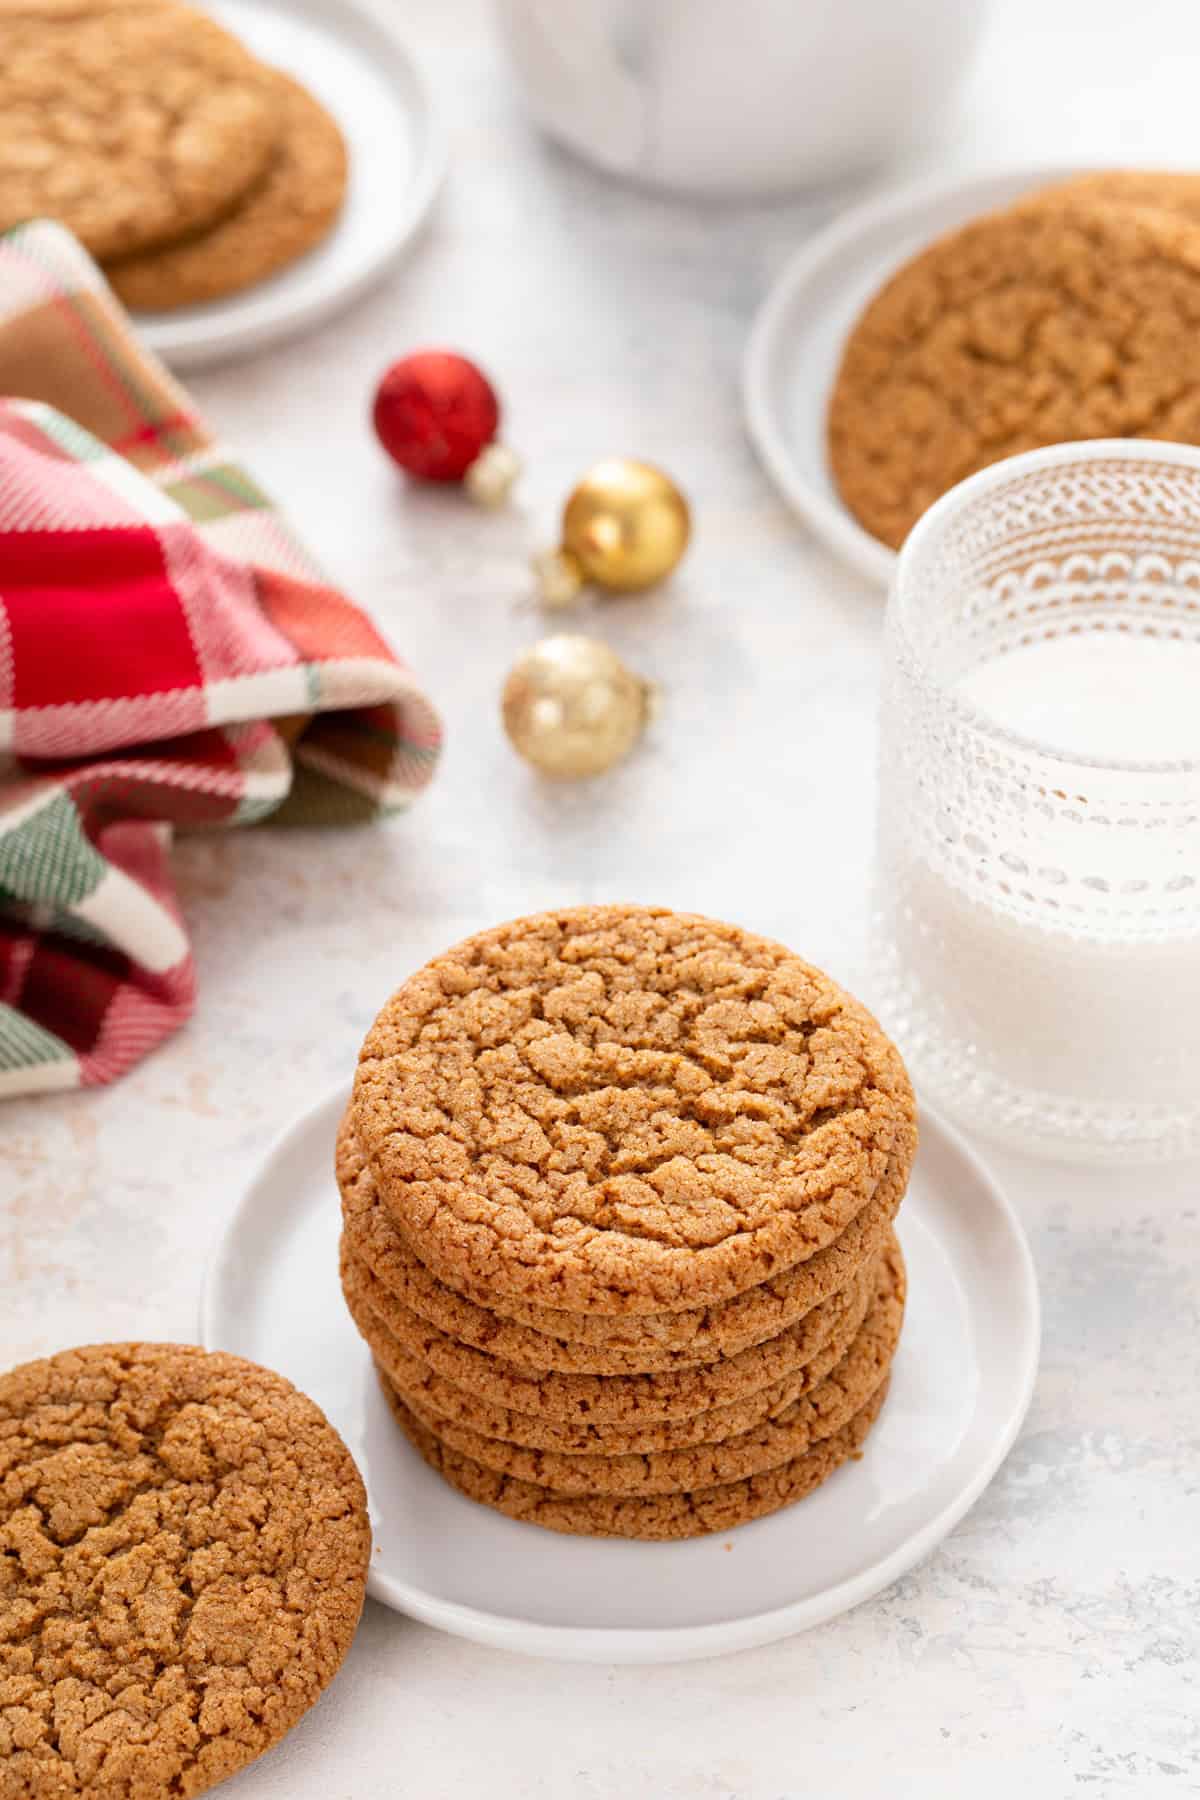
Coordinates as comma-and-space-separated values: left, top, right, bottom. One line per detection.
2, 0, 1199, 1790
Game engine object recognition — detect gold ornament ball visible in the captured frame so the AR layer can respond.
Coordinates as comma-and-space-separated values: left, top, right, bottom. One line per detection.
501, 634, 658, 778
561, 458, 691, 592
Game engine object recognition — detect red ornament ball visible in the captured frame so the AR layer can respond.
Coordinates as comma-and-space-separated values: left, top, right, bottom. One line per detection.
372, 350, 500, 483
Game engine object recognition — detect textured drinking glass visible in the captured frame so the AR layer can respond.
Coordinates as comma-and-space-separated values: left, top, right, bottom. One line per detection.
872, 441, 1200, 1162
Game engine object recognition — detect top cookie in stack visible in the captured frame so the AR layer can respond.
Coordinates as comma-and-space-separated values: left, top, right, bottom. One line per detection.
338, 905, 917, 1540
0, 0, 348, 310
829, 170, 1200, 550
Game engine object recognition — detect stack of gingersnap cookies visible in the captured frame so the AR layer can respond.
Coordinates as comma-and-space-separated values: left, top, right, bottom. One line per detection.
829, 170, 1200, 550
337, 905, 917, 1541
1, 0, 348, 312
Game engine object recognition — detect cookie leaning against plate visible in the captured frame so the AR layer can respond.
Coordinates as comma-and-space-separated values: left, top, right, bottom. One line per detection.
352, 905, 915, 1316
337, 1104, 913, 1372
381, 1371, 891, 1541
0, 1342, 370, 1800
0, 0, 281, 259
828, 200, 1200, 550
106, 71, 348, 312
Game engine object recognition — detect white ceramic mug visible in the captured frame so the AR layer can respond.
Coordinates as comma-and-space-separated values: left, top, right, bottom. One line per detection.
493, 0, 990, 198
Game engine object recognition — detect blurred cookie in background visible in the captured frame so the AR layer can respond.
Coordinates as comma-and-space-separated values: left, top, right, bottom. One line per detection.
0, 0, 281, 258
829, 195, 1200, 548
107, 70, 348, 311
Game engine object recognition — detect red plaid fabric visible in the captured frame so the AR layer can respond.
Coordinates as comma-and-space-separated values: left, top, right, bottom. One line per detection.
0, 222, 442, 1097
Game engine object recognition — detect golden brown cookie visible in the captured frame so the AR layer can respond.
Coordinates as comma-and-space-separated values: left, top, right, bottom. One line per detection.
382, 1370, 891, 1540
0, 1342, 370, 1800
397, 1243, 902, 1496
341, 1229, 898, 1426
106, 70, 348, 312
338, 1104, 912, 1372
1021, 169, 1200, 224
352, 905, 915, 1316
0, 0, 281, 259
828, 200, 1200, 549
351, 1251, 878, 1455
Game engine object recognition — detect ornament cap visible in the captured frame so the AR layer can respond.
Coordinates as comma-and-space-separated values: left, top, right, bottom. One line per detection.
640, 679, 664, 725
533, 547, 584, 609
465, 441, 521, 508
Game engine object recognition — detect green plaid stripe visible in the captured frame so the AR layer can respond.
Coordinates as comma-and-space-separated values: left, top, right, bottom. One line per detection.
0, 792, 107, 906
58, 288, 202, 463
0, 1004, 74, 1073
165, 460, 272, 524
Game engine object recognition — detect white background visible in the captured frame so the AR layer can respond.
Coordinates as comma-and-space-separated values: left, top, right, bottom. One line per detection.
4, 0, 1200, 1792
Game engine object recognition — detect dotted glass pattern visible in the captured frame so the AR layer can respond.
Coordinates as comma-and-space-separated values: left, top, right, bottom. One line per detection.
870, 442, 1200, 1161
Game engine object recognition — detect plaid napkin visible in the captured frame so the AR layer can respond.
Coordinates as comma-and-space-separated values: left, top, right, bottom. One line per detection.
0, 220, 442, 1098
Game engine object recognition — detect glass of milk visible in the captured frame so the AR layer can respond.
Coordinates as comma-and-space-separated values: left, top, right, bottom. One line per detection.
871, 441, 1200, 1162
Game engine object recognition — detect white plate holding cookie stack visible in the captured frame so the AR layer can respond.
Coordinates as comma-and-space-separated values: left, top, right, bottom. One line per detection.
337, 905, 918, 1543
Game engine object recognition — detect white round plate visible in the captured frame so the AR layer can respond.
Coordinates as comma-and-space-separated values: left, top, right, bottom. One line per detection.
743, 164, 1088, 586
202, 1088, 1039, 1664
135, 0, 444, 369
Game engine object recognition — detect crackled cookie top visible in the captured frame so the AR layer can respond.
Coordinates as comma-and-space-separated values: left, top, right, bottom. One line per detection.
828, 200, 1200, 549
107, 71, 348, 312
352, 906, 913, 1315
0, 0, 280, 259
0, 1343, 369, 1800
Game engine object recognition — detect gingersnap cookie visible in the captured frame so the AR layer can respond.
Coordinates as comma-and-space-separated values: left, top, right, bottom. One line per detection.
370, 1321, 860, 1458
0, 0, 282, 259
338, 1105, 913, 1372
344, 1211, 875, 1393
828, 200, 1200, 550
351, 1252, 878, 1456
381, 1370, 891, 1540
0, 1342, 370, 1800
341, 1229, 896, 1427
397, 1243, 902, 1498
352, 906, 915, 1317
106, 70, 347, 312
1021, 170, 1200, 225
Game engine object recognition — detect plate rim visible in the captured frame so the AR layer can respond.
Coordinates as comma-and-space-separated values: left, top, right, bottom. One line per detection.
201, 1084, 1040, 1664
742, 160, 1107, 588
139, 0, 446, 369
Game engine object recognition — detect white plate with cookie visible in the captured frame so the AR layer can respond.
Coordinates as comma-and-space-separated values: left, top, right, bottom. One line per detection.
129, 0, 444, 368
202, 1086, 1039, 1665
743, 164, 1084, 586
